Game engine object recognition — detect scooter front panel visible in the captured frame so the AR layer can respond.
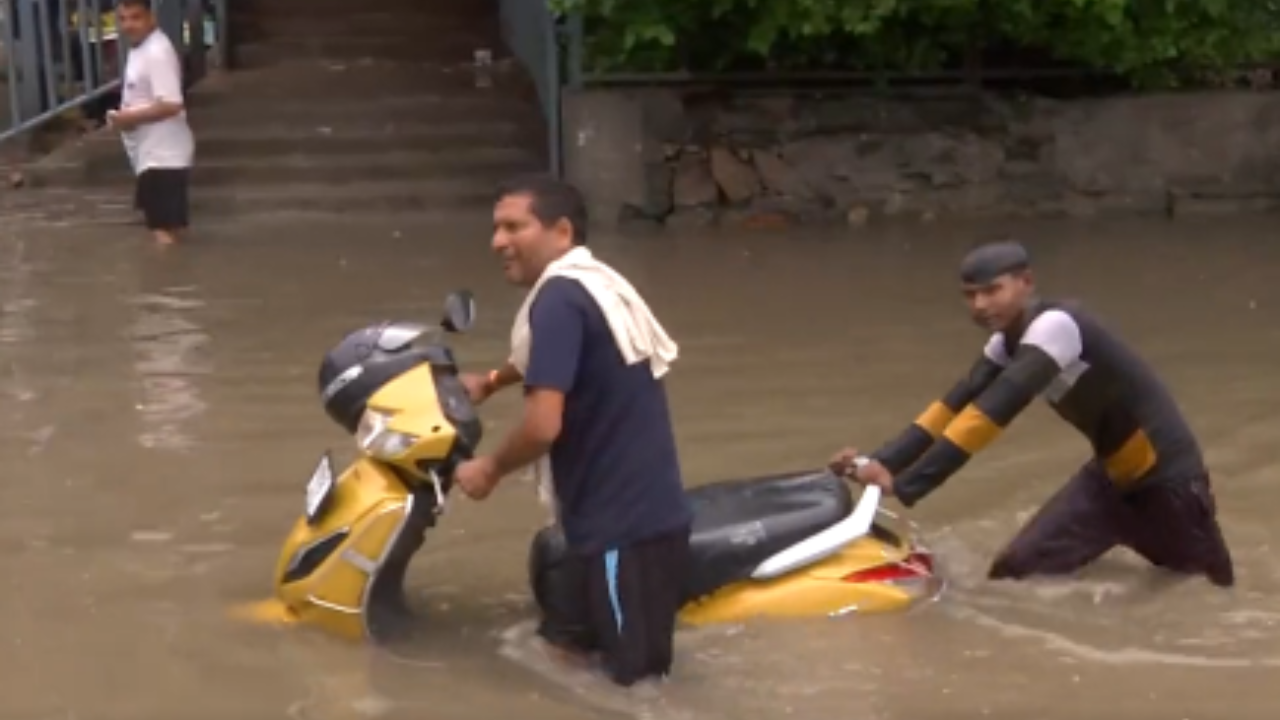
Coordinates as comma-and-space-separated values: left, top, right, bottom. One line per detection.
276, 497, 412, 640
270, 459, 417, 640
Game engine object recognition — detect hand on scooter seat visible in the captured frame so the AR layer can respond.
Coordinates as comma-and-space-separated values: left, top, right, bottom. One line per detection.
828, 447, 895, 495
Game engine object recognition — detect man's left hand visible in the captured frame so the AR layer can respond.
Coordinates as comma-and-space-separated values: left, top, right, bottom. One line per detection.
454, 456, 501, 500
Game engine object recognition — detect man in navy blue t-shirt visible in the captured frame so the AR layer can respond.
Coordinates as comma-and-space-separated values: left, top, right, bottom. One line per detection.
454, 175, 693, 686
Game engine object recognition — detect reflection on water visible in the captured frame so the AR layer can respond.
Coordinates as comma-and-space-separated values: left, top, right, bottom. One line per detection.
130, 288, 210, 451
0, 237, 37, 408
0, 215, 1276, 720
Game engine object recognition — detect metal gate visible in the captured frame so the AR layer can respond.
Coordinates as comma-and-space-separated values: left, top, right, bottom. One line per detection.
1, 0, 228, 145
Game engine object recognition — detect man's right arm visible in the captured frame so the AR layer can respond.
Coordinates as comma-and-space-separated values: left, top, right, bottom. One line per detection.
870, 336, 1009, 474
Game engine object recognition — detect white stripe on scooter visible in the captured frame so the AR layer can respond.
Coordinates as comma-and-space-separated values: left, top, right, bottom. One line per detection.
343, 549, 378, 574
750, 484, 883, 580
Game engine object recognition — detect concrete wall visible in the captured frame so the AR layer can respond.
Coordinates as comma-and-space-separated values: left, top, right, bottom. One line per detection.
561, 87, 1280, 228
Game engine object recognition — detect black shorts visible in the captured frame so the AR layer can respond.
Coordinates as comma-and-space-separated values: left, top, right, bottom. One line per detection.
988, 463, 1235, 587
536, 526, 692, 686
134, 168, 190, 230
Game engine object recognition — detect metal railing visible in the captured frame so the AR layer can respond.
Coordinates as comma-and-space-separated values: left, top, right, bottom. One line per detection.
1, 0, 226, 146
497, 0, 566, 177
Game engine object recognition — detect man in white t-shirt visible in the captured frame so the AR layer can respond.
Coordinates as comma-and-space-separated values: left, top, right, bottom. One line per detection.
107, 0, 195, 246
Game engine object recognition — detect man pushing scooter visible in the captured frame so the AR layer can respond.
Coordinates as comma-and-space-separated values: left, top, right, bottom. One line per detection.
830, 241, 1234, 588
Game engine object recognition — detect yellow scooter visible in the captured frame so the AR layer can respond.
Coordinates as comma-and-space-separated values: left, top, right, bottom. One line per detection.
235, 291, 942, 643
531, 457, 940, 629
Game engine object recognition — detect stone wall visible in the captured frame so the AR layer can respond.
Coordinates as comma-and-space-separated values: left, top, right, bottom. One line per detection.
560, 87, 1280, 228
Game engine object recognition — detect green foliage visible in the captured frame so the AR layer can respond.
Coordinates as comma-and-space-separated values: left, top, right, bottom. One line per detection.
548, 0, 1280, 87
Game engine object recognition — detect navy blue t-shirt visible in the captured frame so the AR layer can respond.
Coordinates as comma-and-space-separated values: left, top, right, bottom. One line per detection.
523, 277, 692, 553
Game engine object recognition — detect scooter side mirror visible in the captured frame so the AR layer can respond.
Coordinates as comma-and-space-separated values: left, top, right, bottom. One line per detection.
441, 290, 476, 333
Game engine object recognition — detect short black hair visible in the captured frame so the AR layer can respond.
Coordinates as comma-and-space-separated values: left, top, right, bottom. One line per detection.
116, 0, 153, 11
495, 174, 588, 246
959, 240, 1031, 284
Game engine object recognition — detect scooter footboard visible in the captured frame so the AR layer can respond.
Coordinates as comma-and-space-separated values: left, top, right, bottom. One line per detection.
528, 525, 595, 649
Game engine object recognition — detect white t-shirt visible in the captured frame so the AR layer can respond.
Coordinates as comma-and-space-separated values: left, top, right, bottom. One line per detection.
121, 30, 195, 173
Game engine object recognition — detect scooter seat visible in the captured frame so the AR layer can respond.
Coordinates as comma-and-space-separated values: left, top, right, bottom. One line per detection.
685, 470, 853, 598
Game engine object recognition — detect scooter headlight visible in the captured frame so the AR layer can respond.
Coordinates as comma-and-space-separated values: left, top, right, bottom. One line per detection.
355, 409, 419, 460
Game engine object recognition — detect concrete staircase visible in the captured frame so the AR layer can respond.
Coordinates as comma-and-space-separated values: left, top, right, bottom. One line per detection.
13, 0, 547, 219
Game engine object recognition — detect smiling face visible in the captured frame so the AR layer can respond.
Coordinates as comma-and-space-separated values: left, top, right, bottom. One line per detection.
490, 191, 575, 288
962, 270, 1034, 333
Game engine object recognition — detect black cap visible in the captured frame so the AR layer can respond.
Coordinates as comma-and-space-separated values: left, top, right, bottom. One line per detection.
959, 241, 1030, 285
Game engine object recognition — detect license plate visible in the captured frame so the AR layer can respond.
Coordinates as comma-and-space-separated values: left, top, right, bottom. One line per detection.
304, 453, 336, 525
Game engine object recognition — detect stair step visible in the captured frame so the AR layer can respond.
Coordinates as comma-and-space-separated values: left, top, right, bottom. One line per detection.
193, 61, 537, 101
192, 180, 501, 217
194, 148, 540, 186
236, 34, 503, 67
234, 0, 490, 15
37, 147, 542, 189
190, 93, 537, 127
195, 125, 544, 157
230, 12, 492, 41
1, 180, 507, 222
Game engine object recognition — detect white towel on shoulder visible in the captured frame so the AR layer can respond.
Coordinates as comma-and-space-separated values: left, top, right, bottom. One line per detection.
508, 246, 679, 519
509, 246, 678, 378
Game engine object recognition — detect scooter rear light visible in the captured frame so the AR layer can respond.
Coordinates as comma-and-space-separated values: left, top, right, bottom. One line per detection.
842, 552, 934, 584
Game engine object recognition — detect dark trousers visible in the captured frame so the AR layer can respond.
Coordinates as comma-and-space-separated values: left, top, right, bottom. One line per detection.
989, 462, 1235, 587
134, 168, 191, 231
537, 526, 692, 687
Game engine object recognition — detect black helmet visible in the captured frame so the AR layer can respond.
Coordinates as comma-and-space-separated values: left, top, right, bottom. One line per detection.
317, 322, 437, 433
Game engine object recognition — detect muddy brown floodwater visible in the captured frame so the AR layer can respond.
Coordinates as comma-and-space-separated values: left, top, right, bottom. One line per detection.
0, 212, 1277, 720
